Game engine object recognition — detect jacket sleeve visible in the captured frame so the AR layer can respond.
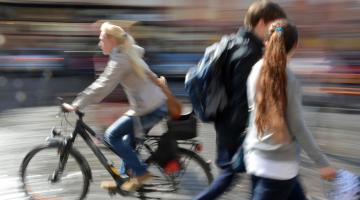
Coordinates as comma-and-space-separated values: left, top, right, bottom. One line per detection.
72, 58, 131, 109
231, 49, 260, 106
286, 74, 330, 168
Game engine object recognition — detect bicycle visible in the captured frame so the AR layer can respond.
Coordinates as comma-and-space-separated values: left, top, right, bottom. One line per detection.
19, 101, 214, 200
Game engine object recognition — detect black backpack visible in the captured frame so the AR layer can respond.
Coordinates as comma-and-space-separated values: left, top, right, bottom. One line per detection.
185, 34, 246, 122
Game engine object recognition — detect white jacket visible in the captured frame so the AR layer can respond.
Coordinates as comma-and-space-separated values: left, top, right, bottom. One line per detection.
72, 46, 166, 116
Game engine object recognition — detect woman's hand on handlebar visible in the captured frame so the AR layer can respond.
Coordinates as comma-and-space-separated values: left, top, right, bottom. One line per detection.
61, 103, 78, 112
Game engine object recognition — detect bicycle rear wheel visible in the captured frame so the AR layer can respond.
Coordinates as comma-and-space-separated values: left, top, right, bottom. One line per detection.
20, 144, 90, 200
142, 147, 213, 199
171, 148, 213, 196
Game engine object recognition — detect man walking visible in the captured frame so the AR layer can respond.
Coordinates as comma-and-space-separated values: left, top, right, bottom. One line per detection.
193, 1, 288, 199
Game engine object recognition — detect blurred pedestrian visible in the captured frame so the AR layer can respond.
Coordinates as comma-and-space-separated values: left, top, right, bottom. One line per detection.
62, 22, 168, 192
244, 19, 337, 200
193, 1, 287, 199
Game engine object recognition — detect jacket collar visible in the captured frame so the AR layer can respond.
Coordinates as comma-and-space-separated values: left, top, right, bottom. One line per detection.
237, 27, 264, 49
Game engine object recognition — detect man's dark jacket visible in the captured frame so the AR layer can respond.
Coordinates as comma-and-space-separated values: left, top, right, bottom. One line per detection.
215, 28, 264, 147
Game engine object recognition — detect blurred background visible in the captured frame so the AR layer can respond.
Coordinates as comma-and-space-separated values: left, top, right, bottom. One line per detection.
0, 0, 359, 200
0, 0, 358, 110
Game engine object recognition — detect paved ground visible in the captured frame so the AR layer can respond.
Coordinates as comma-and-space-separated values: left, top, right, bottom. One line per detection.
0, 74, 359, 200
0, 104, 359, 200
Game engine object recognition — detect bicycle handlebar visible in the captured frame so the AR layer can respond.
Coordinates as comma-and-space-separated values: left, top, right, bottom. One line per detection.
57, 97, 85, 119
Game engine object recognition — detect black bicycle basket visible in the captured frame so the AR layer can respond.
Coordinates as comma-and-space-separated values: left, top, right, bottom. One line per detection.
166, 112, 197, 140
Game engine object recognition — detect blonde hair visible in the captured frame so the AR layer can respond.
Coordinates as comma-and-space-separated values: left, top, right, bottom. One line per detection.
100, 22, 146, 79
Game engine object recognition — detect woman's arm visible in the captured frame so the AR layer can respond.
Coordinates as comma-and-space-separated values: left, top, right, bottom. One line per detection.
72, 58, 130, 109
286, 75, 330, 168
286, 71, 336, 181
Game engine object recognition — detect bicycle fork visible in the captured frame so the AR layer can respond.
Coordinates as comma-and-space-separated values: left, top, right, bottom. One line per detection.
47, 136, 73, 184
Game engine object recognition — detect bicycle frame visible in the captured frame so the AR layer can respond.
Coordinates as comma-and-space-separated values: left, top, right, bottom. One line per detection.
47, 109, 207, 197
51, 112, 126, 191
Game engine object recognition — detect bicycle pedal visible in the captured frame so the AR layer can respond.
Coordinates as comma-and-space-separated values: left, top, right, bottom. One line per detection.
106, 186, 131, 197
108, 188, 117, 196
140, 183, 153, 188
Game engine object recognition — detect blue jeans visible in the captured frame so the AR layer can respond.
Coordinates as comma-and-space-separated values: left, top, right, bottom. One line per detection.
103, 105, 167, 176
251, 175, 307, 200
193, 143, 241, 200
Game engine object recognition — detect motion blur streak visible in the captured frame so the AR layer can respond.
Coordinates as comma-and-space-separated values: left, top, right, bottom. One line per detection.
0, 0, 359, 200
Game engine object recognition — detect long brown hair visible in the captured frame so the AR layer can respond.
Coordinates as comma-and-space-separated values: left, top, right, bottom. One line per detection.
255, 19, 298, 143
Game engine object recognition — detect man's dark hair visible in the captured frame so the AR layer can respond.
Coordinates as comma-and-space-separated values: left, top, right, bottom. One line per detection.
244, 0, 287, 29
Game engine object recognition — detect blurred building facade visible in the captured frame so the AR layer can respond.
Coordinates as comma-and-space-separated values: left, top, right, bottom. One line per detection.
0, 0, 358, 107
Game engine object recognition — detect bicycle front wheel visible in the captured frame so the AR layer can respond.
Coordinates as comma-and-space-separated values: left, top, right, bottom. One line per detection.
20, 144, 90, 200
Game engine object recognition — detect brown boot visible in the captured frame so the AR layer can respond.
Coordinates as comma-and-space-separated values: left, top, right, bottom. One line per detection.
120, 172, 153, 192
100, 181, 117, 190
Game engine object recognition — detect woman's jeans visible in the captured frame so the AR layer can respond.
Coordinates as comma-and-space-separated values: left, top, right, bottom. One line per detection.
103, 105, 167, 176
251, 175, 307, 200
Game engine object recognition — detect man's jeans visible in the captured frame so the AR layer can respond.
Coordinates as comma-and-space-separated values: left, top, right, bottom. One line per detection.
103, 105, 167, 176
193, 143, 241, 200
251, 175, 307, 200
